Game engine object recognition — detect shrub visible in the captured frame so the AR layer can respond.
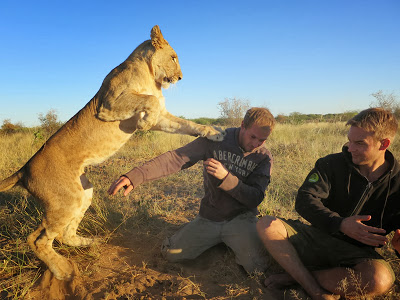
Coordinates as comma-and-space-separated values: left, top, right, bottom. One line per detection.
35, 109, 63, 141
1, 119, 25, 134
218, 97, 250, 127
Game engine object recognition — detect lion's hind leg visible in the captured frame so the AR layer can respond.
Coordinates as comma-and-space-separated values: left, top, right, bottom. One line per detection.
59, 174, 94, 247
28, 222, 75, 281
28, 176, 94, 280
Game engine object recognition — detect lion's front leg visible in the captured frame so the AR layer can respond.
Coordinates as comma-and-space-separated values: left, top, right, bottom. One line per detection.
152, 112, 225, 141
97, 91, 160, 128
136, 106, 160, 131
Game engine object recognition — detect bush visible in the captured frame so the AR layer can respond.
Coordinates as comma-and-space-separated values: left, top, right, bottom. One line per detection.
36, 109, 63, 141
218, 98, 250, 127
1, 119, 25, 134
370, 90, 400, 119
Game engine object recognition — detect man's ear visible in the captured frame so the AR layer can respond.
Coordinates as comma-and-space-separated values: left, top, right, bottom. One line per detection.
380, 138, 391, 150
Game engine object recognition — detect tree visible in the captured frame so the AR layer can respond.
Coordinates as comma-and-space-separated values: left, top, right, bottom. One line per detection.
275, 114, 288, 123
37, 109, 63, 139
218, 98, 250, 127
370, 90, 400, 118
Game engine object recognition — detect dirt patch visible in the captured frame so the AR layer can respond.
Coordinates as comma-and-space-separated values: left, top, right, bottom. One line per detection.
4, 197, 399, 300
17, 197, 400, 300
26, 212, 292, 300
23, 209, 400, 300
31, 265, 87, 300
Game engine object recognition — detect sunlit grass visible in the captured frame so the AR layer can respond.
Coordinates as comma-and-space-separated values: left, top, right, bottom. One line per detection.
0, 123, 399, 299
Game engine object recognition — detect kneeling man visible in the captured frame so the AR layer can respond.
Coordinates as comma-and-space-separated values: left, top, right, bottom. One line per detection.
257, 107, 400, 300
110, 107, 275, 274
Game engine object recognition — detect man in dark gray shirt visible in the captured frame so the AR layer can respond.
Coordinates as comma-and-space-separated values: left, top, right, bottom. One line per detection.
109, 107, 275, 273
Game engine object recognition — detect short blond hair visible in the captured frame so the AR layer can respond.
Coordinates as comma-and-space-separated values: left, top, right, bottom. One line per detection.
346, 107, 398, 140
243, 107, 275, 130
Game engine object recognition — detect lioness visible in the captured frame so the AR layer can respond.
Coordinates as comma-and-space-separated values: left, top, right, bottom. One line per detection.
0, 25, 224, 281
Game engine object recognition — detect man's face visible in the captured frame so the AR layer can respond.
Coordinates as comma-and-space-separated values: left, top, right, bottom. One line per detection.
238, 122, 271, 152
347, 126, 384, 166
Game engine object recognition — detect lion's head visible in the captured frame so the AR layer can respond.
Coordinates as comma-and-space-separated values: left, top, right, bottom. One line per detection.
150, 25, 183, 89
96, 25, 184, 122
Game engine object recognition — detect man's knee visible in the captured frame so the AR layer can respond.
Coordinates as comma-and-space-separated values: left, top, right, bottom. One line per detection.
161, 236, 206, 263
370, 261, 394, 295
256, 215, 286, 239
256, 215, 276, 232
161, 237, 185, 262
230, 236, 270, 274
355, 260, 395, 296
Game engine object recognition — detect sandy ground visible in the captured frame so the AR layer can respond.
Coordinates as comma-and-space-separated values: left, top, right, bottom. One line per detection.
10, 188, 399, 300
26, 213, 304, 300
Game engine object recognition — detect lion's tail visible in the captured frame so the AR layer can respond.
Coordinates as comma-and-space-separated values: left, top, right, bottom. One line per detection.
0, 170, 23, 192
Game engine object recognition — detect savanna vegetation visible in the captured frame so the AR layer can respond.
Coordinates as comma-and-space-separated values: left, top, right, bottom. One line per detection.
0, 93, 399, 299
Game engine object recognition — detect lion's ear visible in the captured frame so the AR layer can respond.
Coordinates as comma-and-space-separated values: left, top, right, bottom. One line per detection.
151, 25, 168, 49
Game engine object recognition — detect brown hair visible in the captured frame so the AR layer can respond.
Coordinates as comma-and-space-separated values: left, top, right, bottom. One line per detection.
346, 107, 398, 140
243, 107, 275, 130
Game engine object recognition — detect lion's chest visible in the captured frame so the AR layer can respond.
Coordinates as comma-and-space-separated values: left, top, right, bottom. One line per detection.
81, 129, 132, 168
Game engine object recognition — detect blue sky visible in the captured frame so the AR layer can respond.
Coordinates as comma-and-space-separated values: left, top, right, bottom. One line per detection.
1, 0, 399, 126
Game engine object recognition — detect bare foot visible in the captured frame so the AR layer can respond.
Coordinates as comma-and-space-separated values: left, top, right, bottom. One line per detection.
264, 273, 296, 289
264, 274, 340, 300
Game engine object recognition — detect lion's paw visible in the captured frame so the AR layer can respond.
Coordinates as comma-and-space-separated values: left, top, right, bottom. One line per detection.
137, 119, 153, 131
203, 126, 226, 142
137, 117, 157, 131
49, 258, 76, 281
137, 111, 159, 131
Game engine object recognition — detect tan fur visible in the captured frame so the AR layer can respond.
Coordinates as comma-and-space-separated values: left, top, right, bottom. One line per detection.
0, 25, 224, 281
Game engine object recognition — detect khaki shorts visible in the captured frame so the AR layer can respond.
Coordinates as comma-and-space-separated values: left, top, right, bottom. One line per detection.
161, 212, 270, 273
280, 218, 394, 277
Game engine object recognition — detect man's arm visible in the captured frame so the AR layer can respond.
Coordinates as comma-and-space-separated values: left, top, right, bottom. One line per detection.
108, 137, 208, 196
296, 158, 388, 246
205, 156, 272, 209
295, 158, 343, 233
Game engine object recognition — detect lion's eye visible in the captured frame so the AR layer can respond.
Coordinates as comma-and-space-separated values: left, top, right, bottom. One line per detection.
172, 56, 177, 63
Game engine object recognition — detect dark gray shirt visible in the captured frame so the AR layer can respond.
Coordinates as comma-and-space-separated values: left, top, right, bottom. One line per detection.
125, 128, 273, 221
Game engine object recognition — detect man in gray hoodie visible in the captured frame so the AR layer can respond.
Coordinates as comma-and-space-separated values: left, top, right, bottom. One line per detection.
257, 107, 400, 300
109, 107, 275, 273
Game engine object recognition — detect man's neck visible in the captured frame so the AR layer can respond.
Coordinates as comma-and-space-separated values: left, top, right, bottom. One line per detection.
359, 156, 389, 182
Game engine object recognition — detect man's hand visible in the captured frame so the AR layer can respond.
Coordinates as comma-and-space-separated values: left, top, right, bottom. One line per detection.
340, 215, 387, 246
204, 158, 229, 180
108, 176, 134, 196
391, 229, 400, 253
